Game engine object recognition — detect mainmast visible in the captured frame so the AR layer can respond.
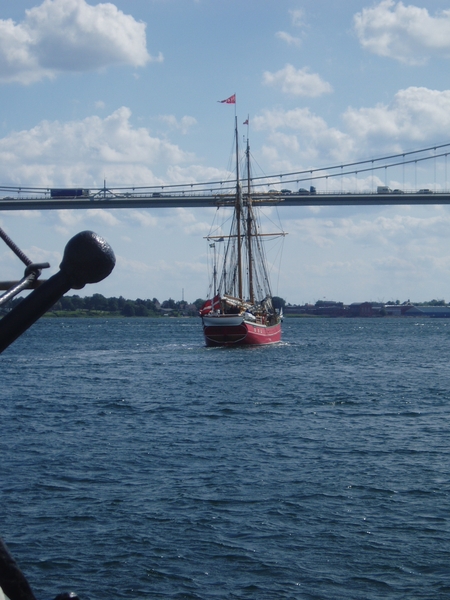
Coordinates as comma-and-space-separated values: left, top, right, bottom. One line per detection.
212, 242, 217, 296
235, 116, 243, 299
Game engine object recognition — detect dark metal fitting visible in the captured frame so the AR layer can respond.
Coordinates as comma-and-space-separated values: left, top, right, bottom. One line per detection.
24, 262, 50, 277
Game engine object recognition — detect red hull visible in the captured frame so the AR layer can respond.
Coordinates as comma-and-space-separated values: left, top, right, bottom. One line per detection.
203, 321, 281, 347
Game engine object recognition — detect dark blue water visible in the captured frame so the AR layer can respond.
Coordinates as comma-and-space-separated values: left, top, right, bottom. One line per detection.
2, 317, 450, 599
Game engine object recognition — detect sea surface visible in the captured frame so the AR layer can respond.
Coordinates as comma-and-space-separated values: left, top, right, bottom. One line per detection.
2, 317, 450, 600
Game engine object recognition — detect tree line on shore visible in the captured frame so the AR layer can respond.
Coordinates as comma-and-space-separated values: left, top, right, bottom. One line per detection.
3, 294, 445, 318
4, 294, 207, 317
3, 294, 288, 318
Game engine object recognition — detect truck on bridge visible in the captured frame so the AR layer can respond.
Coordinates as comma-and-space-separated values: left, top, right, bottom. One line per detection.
50, 188, 90, 198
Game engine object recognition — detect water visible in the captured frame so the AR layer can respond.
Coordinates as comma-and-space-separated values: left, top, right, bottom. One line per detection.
2, 317, 450, 599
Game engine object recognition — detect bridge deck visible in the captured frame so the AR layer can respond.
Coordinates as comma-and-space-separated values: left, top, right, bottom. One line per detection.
0, 192, 449, 210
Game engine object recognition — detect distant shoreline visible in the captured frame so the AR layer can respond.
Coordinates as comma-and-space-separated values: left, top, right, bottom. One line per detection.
37, 311, 450, 320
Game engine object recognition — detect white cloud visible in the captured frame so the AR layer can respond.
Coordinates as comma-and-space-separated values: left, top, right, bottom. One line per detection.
0, 107, 195, 187
51, 206, 120, 236
344, 87, 450, 144
275, 31, 302, 47
159, 115, 198, 134
0, 0, 157, 84
125, 210, 158, 228
354, 0, 450, 64
0, 107, 231, 201
116, 255, 154, 276
289, 9, 304, 28
289, 211, 450, 267
262, 64, 332, 97
253, 107, 353, 168
252, 86, 450, 173
276, 9, 305, 47
289, 213, 450, 293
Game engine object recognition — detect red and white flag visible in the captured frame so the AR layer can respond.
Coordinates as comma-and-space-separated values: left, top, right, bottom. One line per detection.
243, 119, 249, 125
219, 94, 236, 104
199, 298, 212, 316
199, 294, 221, 316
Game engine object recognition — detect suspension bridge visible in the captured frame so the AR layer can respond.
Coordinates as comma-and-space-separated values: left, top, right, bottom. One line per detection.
1, 142, 450, 211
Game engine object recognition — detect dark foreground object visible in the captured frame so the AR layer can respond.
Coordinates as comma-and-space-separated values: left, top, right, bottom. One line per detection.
0, 231, 115, 353
0, 232, 114, 597
0, 539, 80, 600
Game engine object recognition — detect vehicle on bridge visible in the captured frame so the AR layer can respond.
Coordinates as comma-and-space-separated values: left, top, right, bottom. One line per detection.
50, 188, 90, 198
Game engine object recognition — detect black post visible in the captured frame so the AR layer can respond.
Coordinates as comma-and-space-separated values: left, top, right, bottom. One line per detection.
0, 231, 115, 353
0, 538, 37, 600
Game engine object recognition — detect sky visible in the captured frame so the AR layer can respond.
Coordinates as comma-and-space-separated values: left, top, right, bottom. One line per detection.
2, 0, 450, 305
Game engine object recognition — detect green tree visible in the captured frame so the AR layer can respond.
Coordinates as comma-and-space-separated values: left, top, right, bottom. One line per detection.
108, 297, 119, 312
90, 293, 108, 311
272, 296, 286, 310
134, 304, 149, 316
60, 296, 75, 311
121, 302, 135, 317
145, 299, 157, 312
162, 298, 176, 309
70, 295, 85, 310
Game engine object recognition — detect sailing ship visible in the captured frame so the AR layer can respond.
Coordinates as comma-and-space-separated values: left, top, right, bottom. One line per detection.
199, 117, 286, 346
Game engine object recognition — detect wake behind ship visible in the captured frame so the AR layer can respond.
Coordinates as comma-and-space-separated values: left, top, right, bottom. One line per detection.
199, 116, 286, 346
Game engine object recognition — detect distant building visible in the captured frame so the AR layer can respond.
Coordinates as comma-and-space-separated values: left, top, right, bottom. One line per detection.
313, 304, 346, 317
384, 304, 403, 316
282, 301, 450, 318
402, 306, 450, 318
284, 303, 346, 316
349, 302, 373, 317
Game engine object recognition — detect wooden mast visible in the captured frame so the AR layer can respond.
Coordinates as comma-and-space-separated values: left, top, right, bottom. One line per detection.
246, 135, 254, 304
235, 116, 243, 300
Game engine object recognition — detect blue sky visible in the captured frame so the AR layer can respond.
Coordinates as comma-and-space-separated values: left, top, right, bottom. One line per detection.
2, 0, 450, 305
